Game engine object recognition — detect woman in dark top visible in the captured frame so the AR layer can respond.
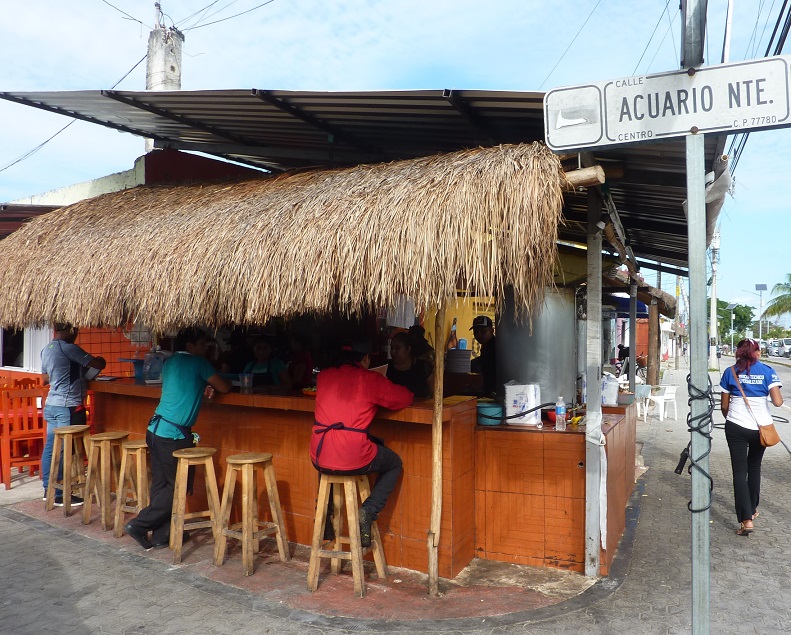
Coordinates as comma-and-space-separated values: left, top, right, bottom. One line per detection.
386, 332, 433, 398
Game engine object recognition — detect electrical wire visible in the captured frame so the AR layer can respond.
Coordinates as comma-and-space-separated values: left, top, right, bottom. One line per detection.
182, 0, 276, 31
0, 54, 147, 176
538, 0, 603, 90
643, 6, 679, 74
99, 0, 149, 28
631, 0, 673, 75
681, 373, 714, 513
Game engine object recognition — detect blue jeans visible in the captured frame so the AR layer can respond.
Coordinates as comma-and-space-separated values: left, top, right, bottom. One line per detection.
41, 404, 73, 493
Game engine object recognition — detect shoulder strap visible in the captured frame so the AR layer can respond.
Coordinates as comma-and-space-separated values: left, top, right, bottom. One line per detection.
730, 366, 758, 421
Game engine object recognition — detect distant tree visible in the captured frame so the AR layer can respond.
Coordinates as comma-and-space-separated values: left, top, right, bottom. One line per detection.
713, 299, 753, 341
764, 274, 791, 319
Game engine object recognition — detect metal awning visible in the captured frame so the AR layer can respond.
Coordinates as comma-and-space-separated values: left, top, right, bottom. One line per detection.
0, 88, 722, 269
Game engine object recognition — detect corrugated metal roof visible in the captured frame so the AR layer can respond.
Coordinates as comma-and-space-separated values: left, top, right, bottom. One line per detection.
0, 88, 721, 269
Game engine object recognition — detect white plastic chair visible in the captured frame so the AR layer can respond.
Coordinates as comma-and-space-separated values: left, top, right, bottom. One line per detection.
635, 384, 653, 422
646, 385, 678, 421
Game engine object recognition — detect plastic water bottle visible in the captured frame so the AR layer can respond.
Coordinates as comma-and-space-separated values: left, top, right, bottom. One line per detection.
555, 395, 567, 431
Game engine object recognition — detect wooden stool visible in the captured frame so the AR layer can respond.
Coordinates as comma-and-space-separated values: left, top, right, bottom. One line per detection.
82, 431, 129, 530
113, 439, 151, 538
45, 425, 90, 515
213, 452, 290, 575
170, 446, 221, 564
307, 474, 387, 597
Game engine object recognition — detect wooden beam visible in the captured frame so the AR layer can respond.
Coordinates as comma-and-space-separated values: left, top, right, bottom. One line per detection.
427, 305, 445, 596
563, 165, 606, 189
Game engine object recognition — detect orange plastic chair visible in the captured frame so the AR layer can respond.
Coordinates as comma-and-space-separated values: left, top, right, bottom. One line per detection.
0, 388, 48, 489
12, 377, 42, 389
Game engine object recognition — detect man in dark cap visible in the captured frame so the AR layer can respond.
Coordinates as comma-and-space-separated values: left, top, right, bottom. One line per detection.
470, 315, 497, 396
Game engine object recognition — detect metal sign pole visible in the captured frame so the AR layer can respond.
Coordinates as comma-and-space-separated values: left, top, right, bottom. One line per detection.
682, 2, 711, 633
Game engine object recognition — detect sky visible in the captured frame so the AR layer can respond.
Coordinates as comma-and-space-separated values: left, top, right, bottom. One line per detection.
1, 0, 789, 327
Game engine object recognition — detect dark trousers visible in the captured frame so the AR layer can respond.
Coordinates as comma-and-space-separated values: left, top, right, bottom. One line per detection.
725, 421, 766, 523
129, 430, 194, 542
317, 444, 403, 519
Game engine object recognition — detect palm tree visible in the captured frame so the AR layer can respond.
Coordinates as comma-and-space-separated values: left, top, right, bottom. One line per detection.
763, 274, 791, 318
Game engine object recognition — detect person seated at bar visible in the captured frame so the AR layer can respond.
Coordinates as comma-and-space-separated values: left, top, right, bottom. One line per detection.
218, 328, 254, 374
288, 333, 315, 389
242, 337, 291, 388
470, 315, 497, 396
124, 328, 231, 550
310, 339, 413, 547
408, 324, 435, 367
386, 331, 433, 398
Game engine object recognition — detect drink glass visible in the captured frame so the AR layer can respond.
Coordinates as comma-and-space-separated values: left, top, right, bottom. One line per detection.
240, 373, 254, 393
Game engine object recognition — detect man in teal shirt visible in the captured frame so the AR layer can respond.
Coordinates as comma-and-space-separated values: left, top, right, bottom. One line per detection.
124, 329, 231, 550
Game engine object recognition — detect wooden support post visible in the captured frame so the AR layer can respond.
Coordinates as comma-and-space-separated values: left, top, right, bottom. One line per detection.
427, 305, 445, 596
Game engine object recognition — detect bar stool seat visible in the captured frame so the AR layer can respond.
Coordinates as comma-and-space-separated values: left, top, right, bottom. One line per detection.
307, 473, 387, 598
83, 431, 129, 529
113, 439, 150, 538
213, 452, 290, 575
170, 446, 221, 564
45, 425, 90, 516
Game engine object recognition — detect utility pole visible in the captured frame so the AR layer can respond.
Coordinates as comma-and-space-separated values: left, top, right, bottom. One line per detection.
145, 3, 184, 152
708, 231, 720, 369
681, 1, 711, 634
675, 275, 681, 370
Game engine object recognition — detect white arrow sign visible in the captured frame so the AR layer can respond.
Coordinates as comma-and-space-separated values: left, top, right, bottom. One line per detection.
544, 56, 791, 151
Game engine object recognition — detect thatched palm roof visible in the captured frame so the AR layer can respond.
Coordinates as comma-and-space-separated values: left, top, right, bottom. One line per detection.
0, 143, 564, 331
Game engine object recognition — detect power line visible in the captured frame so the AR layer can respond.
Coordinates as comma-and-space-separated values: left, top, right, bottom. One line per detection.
538, 0, 602, 90
0, 54, 147, 176
182, 0, 276, 31
632, 0, 673, 75
99, 0, 149, 28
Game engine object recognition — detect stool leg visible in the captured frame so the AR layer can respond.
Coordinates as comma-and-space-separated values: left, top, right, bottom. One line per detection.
137, 449, 150, 508
213, 464, 237, 567
263, 462, 290, 562
204, 458, 222, 545
113, 448, 131, 537
344, 482, 366, 598
62, 435, 74, 516
358, 476, 387, 580
330, 483, 344, 575
307, 476, 331, 592
99, 440, 113, 530
241, 463, 254, 576
82, 441, 98, 525
171, 459, 189, 562
45, 435, 63, 511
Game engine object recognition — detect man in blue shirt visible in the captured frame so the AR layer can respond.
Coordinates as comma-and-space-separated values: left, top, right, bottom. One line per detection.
124, 329, 231, 550
41, 323, 106, 506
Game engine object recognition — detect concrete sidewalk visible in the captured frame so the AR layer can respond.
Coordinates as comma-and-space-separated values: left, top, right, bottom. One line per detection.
2, 366, 791, 634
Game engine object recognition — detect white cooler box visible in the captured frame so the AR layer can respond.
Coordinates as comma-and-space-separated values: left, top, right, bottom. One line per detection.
504, 381, 541, 426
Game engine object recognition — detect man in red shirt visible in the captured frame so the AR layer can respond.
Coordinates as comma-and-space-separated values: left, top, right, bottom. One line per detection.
310, 340, 413, 547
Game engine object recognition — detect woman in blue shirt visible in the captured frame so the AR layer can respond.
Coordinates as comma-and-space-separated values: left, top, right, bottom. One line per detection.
720, 338, 783, 536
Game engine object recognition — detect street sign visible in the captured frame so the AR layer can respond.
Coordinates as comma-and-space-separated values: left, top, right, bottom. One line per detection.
544, 55, 791, 151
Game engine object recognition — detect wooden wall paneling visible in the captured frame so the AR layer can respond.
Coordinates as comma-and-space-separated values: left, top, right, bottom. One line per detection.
474, 489, 486, 554
543, 434, 586, 500
484, 431, 544, 495
484, 491, 545, 558
543, 494, 585, 570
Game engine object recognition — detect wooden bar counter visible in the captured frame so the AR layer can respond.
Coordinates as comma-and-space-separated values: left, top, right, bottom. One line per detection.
89, 380, 636, 578
89, 379, 477, 578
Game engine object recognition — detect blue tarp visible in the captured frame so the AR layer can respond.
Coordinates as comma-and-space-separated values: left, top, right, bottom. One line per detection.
608, 295, 649, 318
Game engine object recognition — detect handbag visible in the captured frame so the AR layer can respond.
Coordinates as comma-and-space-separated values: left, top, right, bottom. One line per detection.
730, 366, 780, 447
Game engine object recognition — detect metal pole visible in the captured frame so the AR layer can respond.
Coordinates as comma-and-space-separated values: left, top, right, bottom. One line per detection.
585, 189, 603, 577
730, 311, 734, 352
683, 0, 711, 629
687, 132, 711, 635
629, 284, 637, 393
759, 290, 763, 341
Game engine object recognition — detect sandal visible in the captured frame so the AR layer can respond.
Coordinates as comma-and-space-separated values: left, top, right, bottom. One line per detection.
736, 522, 754, 536
752, 510, 760, 521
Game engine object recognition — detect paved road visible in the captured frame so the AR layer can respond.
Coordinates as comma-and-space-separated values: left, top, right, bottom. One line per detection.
2, 360, 791, 634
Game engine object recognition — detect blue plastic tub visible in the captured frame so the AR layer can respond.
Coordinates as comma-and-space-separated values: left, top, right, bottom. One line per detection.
477, 400, 504, 426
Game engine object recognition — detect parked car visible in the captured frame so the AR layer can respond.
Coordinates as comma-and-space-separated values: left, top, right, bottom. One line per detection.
780, 338, 791, 358
768, 340, 782, 356
759, 339, 768, 355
